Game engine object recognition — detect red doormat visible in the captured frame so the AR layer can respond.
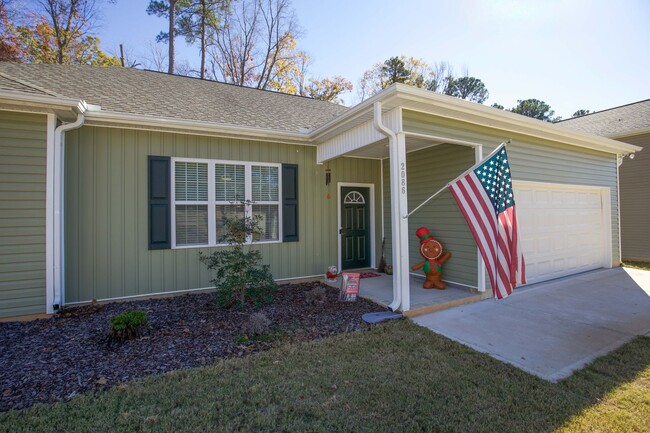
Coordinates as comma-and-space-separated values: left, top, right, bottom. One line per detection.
359, 272, 381, 279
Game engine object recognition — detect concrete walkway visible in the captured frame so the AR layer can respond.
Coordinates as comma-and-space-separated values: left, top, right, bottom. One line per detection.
412, 267, 650, 382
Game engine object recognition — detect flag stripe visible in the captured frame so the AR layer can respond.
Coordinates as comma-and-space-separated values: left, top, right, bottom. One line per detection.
449, 180, 497, 288
448, 144, 525, 300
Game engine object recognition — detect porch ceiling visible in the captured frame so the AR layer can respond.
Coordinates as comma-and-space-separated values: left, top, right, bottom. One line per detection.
345, 136, 445, 159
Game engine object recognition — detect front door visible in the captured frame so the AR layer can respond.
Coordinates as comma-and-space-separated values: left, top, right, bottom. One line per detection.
340, 186, 371, 270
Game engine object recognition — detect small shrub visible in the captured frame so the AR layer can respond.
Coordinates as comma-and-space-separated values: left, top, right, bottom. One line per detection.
242, 312, 272, 336
305, 286, 327, 306
200, 203, 277, 308
110, 309, 148, 341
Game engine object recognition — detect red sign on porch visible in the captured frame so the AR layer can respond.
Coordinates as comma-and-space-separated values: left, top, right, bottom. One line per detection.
339, 272, 360, 302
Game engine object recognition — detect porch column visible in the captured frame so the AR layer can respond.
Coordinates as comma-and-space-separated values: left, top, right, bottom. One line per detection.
388, 132, 410, 311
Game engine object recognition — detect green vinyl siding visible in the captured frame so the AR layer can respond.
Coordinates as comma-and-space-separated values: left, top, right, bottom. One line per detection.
383, 144, 478, 287
0, 110, 47, 317
401, 109, 620, 268
64, 126, 382, 304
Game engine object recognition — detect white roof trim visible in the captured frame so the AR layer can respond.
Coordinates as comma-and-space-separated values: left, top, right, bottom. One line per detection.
0, 89, 86, 112
0, 83, 642, 155
311, 84, 641, 155
84, 110, 313, 146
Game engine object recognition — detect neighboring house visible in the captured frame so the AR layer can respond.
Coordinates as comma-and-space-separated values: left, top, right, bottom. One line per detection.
0, 63, 640, 319
559, 100, 650, 262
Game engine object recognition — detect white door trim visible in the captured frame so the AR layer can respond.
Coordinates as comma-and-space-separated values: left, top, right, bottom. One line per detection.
337, 182, 376, 272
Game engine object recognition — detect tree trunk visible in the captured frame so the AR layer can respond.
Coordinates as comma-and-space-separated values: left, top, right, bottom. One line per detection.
200, 0, 206, 79
168, 0, 176, 74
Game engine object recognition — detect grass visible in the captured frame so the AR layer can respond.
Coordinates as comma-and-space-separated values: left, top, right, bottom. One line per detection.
1, 320, 648, 433
622, 261, 650, 271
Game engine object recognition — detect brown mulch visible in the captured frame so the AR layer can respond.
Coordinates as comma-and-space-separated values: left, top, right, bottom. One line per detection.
0, 282, 385, 412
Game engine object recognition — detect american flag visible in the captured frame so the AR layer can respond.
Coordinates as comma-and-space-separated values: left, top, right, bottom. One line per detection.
448, 144, 526, 299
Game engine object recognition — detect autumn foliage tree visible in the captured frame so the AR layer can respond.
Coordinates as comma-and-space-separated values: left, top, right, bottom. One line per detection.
359, 56, 432, 98
0, 0, 21, 61
1, 0, 119, 65
305, 76, 353, 103
358, 55, 489, 105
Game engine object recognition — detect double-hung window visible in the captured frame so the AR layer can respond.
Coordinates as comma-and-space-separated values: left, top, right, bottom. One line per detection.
172, 158, 281, 248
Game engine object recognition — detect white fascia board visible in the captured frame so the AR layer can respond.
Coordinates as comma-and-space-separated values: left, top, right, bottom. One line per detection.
85, 110, 313, 146
392, 84, 642, 155
0, 90, 84, 111
311, 86, 400, 142
311, 84, 641, 155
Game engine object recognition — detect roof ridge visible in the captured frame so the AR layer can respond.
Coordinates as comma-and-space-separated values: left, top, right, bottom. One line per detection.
137, 67, 348, 107
558, 98, 650, 123
0, 70, 64, 98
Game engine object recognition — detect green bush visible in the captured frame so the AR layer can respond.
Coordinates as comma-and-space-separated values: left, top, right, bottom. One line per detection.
200, 205, 277, 308
110, 309, 148, 340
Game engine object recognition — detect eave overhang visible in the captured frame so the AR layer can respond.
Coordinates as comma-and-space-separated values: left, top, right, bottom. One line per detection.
0, 83, 642, 155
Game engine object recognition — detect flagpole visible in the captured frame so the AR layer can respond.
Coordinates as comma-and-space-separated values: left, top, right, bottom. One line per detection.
403, 139, 511, 219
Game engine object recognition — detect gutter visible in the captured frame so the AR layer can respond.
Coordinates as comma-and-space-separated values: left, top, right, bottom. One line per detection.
85, 110, 312, 146
0, 89, 84, 111
52, 104, 87, 310
373, 101, 403, 312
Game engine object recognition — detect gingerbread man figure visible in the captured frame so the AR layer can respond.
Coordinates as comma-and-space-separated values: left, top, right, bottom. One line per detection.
411, 227, 451, 290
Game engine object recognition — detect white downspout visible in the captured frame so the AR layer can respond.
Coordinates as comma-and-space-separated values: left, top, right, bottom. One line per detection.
373, 102, 410, 312
53, 109, 86, 310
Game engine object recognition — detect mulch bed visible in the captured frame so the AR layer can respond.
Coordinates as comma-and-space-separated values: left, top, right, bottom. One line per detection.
0, 282, 385, 412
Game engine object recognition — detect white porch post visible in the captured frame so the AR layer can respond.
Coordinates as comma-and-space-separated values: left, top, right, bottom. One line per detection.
374, 102, 410, 312
392, 132, 410, 311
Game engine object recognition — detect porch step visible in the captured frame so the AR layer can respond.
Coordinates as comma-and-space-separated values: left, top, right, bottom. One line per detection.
402, 291, 492, 318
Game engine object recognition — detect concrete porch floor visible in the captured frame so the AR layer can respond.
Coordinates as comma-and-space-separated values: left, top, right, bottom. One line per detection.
327, 273, 490, 315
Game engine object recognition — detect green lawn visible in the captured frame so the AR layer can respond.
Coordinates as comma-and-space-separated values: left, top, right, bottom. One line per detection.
623, 261, 650, 271
2, 320, 649, 433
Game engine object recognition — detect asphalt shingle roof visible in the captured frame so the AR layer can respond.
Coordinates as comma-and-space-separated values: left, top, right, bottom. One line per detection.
0, 71, 56, 96
0, 63, 348, 132
558, 99, 650, 137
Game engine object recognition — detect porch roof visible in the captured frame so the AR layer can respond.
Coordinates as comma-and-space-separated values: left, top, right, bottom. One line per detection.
314, 84, 642, 163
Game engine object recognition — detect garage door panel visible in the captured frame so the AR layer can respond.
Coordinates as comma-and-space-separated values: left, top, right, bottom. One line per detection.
515, 182, 606, 284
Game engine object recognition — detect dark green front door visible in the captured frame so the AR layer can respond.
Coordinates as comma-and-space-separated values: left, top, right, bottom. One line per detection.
340, 186, 371, 270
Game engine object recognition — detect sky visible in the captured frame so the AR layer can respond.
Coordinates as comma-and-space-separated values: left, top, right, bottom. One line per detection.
96, 0, 650, 119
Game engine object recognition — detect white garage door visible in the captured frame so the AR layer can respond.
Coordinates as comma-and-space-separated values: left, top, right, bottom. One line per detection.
514, 182, 610, 285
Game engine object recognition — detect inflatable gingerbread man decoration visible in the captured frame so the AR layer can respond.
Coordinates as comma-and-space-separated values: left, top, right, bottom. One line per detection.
411, 227, 451, 290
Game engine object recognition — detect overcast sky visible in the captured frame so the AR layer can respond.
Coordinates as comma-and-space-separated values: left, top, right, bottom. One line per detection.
97, 0, 650, 119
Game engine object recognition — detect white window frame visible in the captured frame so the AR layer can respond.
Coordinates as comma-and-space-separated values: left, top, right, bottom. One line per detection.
171, 157, 283, 249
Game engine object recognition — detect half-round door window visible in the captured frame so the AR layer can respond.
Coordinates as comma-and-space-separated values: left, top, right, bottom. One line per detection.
343, 191, 365, 204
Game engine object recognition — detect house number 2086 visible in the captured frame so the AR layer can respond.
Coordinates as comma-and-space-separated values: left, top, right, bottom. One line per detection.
400, 162, 406, 194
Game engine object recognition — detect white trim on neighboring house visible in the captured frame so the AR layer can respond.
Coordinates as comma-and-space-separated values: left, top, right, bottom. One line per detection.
170, 157, 283, 249
336, 182, 376, 273
45, 114, 56, 314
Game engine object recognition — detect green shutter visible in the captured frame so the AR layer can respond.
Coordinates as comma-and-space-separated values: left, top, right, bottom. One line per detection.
282, 164, 298, 242
148, 156, 171, 250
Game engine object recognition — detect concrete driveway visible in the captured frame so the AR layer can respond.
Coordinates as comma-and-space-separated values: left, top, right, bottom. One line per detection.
412, 267, 650, 382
